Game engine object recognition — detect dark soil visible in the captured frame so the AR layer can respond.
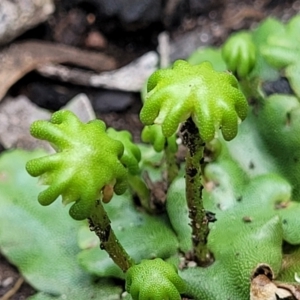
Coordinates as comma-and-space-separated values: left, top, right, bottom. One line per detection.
0, 254, 35, 299
0, 0, 299, 299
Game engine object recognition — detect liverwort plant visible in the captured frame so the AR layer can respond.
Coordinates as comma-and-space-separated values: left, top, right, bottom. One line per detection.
140, 60, 248, 265
25, 59, 248, 298
25, 110, 134, 272
25, 109, 185, 299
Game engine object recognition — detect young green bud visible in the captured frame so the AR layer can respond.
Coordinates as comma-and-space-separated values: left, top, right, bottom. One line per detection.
222, 31, 256, 78
125, 258, 186, 300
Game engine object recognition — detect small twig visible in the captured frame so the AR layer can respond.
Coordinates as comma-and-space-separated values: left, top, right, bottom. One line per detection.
0, 277, 24, 300
37, 51, 158, 92
0, 40, 117, 101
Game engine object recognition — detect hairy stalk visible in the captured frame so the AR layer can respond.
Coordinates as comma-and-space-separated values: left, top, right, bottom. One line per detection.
181, 117, 212, 266
89, 199, 135, 272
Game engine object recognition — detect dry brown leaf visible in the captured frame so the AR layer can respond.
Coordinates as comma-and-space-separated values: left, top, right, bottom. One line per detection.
250, 264, 300, 299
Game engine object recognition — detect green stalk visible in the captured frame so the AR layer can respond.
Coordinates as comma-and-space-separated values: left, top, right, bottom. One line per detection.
239, 76, 264, 105
181, 117, 212, 266
127, 173, 154, 213
89, 199, 135, 272
165, 142, 179, 186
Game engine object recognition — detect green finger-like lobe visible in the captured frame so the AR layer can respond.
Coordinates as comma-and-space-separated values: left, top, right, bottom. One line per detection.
140, 88, 166, 125
37, 169, 75, 206
120, 156, 138, 175
161, 100, 191, 138
69, 191, 96, 220
147, 73, 158, 92
141, 60, 247, 142
27, 110, 129, 220
157, 90, 181, 126
219, 71, 239, 88
87, 119, 107, 134
141, 125, 177, 154
147, 66, 180, 91
50, 109, 80, 127
25, 153, 63, 177
221, 109, 238, 141
114, 175, 129, 195
232, 89, 248, 120
38, 179, 69, 206
239, 48, 255, 77
193, 101, 215, 142
161, 110, 182, 139
30, 121, 69, 150
141, 125, 166, 152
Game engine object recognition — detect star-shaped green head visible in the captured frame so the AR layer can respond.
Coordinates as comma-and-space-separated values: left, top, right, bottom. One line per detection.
26, 110, 128, 220
140, 60, 248, 142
